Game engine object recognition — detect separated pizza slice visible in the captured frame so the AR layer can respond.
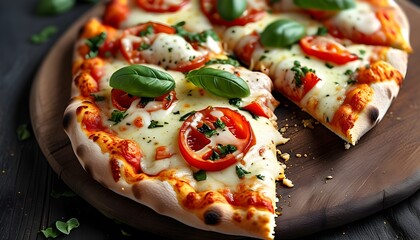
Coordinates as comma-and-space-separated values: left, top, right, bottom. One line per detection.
205, 0, 409, 145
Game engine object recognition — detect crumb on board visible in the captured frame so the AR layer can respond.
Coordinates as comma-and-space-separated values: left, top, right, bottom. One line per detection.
282, 178, 294, 188
302, 119, 315, 128
295, 153, 302, 158
281, 153, 290, 161
344, 142, 351, 149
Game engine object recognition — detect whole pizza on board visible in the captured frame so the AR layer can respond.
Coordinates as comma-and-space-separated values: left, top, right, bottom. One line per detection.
63, 0, 411, 239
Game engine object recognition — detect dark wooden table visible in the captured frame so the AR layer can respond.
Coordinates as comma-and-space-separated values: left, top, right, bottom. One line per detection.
1, 0, 419, 239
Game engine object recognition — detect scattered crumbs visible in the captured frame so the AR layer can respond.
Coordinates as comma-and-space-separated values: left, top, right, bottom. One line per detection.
283, 178, 294, 188
280, 127, 287, 133
325, 175, 333, 180
287, 195, 291, 198
281, 153, 290, 161
343, 232, 346, 235
303, 153, 308, 158
1, 170, 5, 174
344, 142, 351, 150
396, 117, 402, 121
302, 119, 314, 129
295, 153, 302, 158
293, 124, 297, 127
276, 149, 282, 155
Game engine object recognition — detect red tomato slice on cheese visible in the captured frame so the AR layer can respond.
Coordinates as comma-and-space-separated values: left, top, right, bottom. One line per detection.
136, 0, 190, 13
111, 89, 177, 111
200, 0, 266, 26
299, 36, 359, 65
178, 107, 255, 171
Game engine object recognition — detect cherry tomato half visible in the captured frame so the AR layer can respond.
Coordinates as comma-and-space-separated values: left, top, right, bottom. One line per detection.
136, 0, 190, 13
299, 36, 359, 65
178, 107, 256, 171
200, 0, 266, 26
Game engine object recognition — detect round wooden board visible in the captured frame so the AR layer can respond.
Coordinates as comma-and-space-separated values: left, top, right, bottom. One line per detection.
30, 1, 420, 239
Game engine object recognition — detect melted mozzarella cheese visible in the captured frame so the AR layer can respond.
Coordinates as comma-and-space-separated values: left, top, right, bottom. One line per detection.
123, 0, 211, 32
98, 61, 287, 192
141, 33, 206, 69
333, 2, 381, 35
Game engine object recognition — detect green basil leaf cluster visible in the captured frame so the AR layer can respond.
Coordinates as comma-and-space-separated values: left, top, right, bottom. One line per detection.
36, 0, 76, 15
260, 19, 306, 48
110, 65, 176, 98
185, 68, 250, 98
217, 0, 247, 21
293, 0, 355, 10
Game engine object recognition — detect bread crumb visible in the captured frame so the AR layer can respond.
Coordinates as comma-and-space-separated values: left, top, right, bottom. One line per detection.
302, 119, 314, 128
344, 142, 351, 149
280, 153, 290, 161
280, 127, 287, 133
283, 178, 294, 188
325, 175, 333, 180
295, 153, 302, 158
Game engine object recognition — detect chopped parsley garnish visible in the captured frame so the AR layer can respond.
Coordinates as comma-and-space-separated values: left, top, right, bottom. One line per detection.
109, 110, 128, 124
140, 97, 154, 107
193, 170, 207, 181
198, 124, 218, 137
214, 118, 226, 129
172, 21, 219, 43
148, 120, 164, 128
316, 26, 328, 36
91, 94, 105, 101
205, 57, 240, 67
291, 60, 315, 88
209, 149, 220, 160
236, 166, 251, 179
344, 69, 354, 76
359, 49, 366, 55
217, 144, 237, 156
256, 174, 265, 181
85, 32, 107, 59
138, 43, 151, 50
347, 79, 357, 85
179, 111, 196, 121
325, 62, 334, 69
31, 26, 57, 44
139, 25, 154, 37
229, 98, 242, 108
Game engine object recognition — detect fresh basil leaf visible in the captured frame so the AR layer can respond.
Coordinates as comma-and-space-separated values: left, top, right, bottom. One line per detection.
293, 0, 355, 10
185, 68, 250, 98
40, 227, 60, 238
260, 19, 306, 48
55, 218, 79, 235
110, 65, 176, 98
17, 124, 31, 141
31, 26, 57, 44
36, 0, 76, 15
217, 0, 247, 21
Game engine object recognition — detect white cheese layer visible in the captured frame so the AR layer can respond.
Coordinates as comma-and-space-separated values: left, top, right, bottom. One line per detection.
95, 62, 287, 193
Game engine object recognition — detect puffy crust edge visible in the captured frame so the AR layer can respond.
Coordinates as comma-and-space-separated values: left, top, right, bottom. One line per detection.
63, 97, 276, 240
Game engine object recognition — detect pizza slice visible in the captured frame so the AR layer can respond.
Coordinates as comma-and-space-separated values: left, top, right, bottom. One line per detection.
65, 12, 291, 239
205, 0, 410, 145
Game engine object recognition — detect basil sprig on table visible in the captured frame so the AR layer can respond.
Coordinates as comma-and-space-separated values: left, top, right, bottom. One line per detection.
260, 19, 306, 48
293, 0, 355, 10
110, 65, 175, 98
217, 0, 247, 21
185, 68, 250, 98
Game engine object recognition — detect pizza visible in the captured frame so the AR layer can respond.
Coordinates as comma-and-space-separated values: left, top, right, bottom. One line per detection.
63, 0, 411, 239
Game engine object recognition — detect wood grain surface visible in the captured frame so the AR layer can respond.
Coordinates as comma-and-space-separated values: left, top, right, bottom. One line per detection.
29, 1, 420, 239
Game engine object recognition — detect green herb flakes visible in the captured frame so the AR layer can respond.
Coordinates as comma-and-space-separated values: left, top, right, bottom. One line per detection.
17, 124, 31, 141
193, 170, 207, 181
236, 166, 250, 179
31, 26, 57, 44
109, 110, 128, 124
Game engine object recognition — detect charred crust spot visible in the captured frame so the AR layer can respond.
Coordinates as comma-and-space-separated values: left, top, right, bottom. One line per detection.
204, 208, 222, 225
368, 106, 380, 125
63, 112, 72, 129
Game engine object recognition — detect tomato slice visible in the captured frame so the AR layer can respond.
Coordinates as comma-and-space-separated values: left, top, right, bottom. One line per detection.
299, 36, 359, 65
178, 107, 255, 171
136, 0, 189, 13
103, 0, 129, 28
289, 71, 321, 102
111, 89, 139, 111
241, 101, 270, 119
235, 31, 260, 66
119, 22, 176, 64
200, 0, 266, 26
